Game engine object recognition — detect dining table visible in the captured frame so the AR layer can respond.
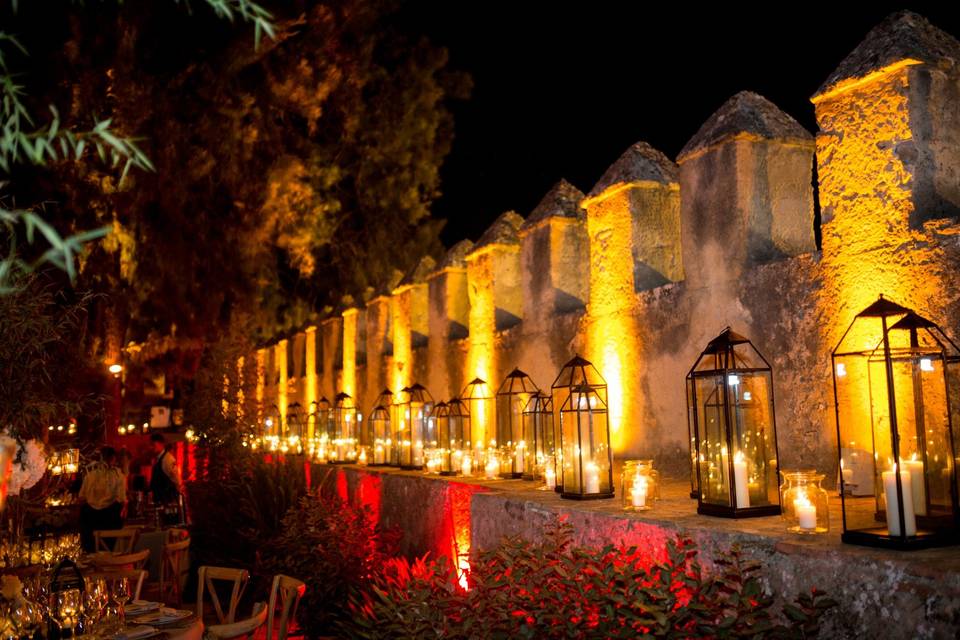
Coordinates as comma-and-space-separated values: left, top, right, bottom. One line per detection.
117, 600, 204, 640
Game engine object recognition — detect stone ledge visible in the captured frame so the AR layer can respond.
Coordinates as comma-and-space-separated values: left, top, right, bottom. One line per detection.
318, 463, 960, 639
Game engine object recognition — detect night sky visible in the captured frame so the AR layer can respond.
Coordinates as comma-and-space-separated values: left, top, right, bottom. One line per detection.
397, 2, 960, 246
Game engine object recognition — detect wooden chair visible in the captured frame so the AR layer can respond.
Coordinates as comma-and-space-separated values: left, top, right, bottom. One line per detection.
88, 570, 147, 601
266, 575, 306, 640
92, 548, 150, 572
196, 566, 250, 625
165, 528, 189, 544
159, 537, 190, 605
206, 602, 267, 640
94, 528, 140, 554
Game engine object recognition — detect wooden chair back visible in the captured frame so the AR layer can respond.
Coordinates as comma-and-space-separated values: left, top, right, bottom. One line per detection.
88, 570, 147, 601
266, 574, 306, 640
159, 537, 191, 605
94, 528, 140, 554
92, 548, 150, 572
165, 528, 189, 543
197, 565, 250, 625
206, 601, 267, 640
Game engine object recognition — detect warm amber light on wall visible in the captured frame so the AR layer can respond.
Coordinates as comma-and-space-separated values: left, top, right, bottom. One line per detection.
391, 289, 413, 394
305, 327, 318, 439
342, 312, 358, 399
585, 186, 645, 454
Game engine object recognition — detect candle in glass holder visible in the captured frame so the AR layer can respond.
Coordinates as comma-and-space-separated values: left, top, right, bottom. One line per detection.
882, 465, 916, 537
374, 445, 385, 465
358, 449, 368, 466
733, 452, 750, 508
631, 474, 648, 508
461, 453, 473, 477
901, 456, 926, 516
451, 449, 463, 474
484, 456, 499, 480
585, 461, 600, 494
794, 494, 816, 531
544, 466, 556, 490
514, 443, 525, 474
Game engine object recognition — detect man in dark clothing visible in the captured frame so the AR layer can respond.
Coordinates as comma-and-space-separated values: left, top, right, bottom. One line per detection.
149, 433, 181, 505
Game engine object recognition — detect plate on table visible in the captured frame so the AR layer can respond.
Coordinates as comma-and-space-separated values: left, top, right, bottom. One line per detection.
124, 600, 161, 616
110, 624, 159, 640
132, 607, 194, 626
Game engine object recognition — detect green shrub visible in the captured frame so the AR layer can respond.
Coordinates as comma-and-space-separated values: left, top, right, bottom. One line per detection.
343, 520, 836, 639
260, 491, 400, 638
188, 453, 308, 572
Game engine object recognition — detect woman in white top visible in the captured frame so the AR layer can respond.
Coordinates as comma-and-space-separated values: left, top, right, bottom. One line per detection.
78, 446, 127, 552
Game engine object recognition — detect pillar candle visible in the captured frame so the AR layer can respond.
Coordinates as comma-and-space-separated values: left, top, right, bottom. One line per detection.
461, 454, 473, 477
585, 461, 600, 494
451, 449, 463, 473
484, 457, 499, 480
733, 452, 750, 508
901, 458, 926, 516
882, 466, 917, 537
358, 449, 368, 466
374, 445, 385, 465
514, 445, 525, 474
631, 475, 648, 508
794, 495, 816, 531
544, 466, 556, 490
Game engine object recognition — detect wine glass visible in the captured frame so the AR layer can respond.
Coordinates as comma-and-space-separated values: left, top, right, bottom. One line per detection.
52, 589, 81, 639
112, 577, 131, 631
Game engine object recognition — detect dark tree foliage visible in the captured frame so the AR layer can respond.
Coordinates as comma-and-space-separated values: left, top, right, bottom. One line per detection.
4, 0, 468, 352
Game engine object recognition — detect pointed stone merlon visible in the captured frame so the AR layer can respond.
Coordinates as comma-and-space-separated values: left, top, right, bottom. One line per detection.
275, 338, 289, 431
341, 308, 364, 402
391, 256, 436, 389
583, 142, 681, 315
812, 10, 960, 231
677, 91, 815, 284
426, 240, 473, 399
520, 180, 589, 325
365, 294, 393, 404
467, 211, 525, 332
320, 316, 343, 402
303, 326, 319, 437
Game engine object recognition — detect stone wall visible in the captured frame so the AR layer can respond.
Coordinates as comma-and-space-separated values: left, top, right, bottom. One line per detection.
254, 11, 960, 486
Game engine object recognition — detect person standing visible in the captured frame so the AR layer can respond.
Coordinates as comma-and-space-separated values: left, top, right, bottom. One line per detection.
78, 446, 127, 552
149, 433, 181, 505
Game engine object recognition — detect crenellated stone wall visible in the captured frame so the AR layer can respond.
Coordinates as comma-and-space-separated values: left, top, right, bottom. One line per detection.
251, 11, 960, 485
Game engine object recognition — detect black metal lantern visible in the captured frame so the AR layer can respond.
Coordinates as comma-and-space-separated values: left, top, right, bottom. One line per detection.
332, 392, 358, 463
833, 296, 960, 549
551, 355, 606, 494
314, 396, 333, 452
368, 389, 392, 466
397, 383, 433, 470
522, 392, 554, 481
435, 398, 470, 476
496, 368, 539, 478
687, 328, 780, 518
559, 384, 613, 499
461, 378, 493, 456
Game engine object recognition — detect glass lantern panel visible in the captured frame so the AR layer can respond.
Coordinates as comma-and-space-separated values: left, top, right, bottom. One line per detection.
560, 390, 611, 496
888, 346, 953, 522
835, 349, 885, 534
686, 377, 698, 497
523, 395, 554, 479
731, 371, 777, 508
462, 379, 493, 454
946, 359, 960, 502
693, 376, 730, 508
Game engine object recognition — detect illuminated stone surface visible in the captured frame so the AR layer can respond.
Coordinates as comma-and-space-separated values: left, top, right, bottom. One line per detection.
329, 464, 960, 639
255, 10, 960, 491
426, 240, 472, 402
